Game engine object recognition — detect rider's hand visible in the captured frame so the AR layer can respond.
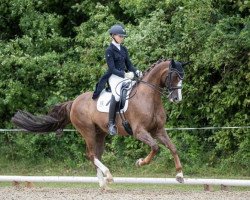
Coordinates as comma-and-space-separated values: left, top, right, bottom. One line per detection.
135, 70, 143, 78
124, 72, 134, 80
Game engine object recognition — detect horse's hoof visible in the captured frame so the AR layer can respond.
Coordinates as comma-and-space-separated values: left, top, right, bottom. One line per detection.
99, 181, 107, 189
105, 171, 114, 183
135, 158, 144, 167
176, 176, 184, 183
106, 177, 114, 183
176, 172, 184, 183
105, 176, 114, 183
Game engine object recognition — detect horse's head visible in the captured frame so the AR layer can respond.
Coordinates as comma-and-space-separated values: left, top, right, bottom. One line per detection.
139, 59, 190, 103
165, 60, 189, 103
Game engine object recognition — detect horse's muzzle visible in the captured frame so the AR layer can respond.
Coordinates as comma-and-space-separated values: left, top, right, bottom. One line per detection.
169, 96, 181, 103
169, 89, 182, 103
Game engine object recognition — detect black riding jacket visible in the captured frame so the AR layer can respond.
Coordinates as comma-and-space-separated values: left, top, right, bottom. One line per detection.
105, 43, 137, 77
92, 43, 137, 99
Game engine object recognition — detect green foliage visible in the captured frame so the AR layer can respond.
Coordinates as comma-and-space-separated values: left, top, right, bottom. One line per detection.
0, 0, 249, 175
0, 131, 86, 167
75, 3, 116, 65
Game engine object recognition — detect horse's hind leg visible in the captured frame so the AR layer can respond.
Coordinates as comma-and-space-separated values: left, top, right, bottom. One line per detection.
156, 128, 184, 183
95, 131, 114, 187
76, 127, 113, 189
95, 130, 106, 160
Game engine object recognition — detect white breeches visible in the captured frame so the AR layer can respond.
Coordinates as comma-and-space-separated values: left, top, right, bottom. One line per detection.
109, 74, 131, 101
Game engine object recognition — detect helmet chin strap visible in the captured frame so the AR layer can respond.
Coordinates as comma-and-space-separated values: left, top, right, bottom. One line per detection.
112, 35, 119, 43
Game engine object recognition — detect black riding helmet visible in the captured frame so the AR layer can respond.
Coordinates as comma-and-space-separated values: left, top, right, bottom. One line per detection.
109, 24, 127, 37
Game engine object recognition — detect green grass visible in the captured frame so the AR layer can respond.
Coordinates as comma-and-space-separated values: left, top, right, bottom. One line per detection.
0, 156, 249, 179
0, 157, 249, 191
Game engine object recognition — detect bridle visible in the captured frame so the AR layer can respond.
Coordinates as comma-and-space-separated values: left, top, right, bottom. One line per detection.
139, 62, 184, 97
165, 62, 184, 94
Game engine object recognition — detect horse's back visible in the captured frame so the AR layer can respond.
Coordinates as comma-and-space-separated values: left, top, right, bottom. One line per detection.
70, 91, 109, 134
70, 92, 96, 122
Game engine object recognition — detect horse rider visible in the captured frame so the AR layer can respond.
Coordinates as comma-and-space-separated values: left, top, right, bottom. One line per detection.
92, 24, 142, 135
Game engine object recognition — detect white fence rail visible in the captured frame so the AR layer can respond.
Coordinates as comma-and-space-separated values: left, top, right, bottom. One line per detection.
0, 176, 250, 186
0, 126, 250, 132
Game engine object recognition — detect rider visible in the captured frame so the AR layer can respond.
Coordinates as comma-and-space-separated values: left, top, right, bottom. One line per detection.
95, 24, 142, 135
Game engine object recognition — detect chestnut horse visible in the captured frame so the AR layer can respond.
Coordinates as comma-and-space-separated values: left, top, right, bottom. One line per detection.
12, 59, 187, 189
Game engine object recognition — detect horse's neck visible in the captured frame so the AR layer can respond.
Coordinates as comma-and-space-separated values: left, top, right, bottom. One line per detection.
137, 63, 167, 101
143, 62, 167, 90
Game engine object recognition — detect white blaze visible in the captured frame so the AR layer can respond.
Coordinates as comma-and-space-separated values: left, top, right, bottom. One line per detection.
177, 80, 182, 101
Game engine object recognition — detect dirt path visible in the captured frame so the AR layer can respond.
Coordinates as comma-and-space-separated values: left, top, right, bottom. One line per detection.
0, 187, 249, 200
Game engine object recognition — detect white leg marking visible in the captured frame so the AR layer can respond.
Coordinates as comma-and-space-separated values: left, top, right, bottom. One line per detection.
94, 158, 113, 183
176, 171, 184, 183
135, 158, 144, 167
96, 168, 106, 188
94, 158, 109, 175
177, 80, 182, 101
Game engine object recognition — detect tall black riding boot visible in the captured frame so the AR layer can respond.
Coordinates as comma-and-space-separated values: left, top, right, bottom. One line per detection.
108, 95, 118, 135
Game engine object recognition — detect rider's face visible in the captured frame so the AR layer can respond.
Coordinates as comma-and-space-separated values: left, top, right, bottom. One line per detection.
113, 34, 124, 44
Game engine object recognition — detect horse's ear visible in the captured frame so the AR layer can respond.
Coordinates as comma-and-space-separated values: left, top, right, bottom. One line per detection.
181, 61, 192, 67
170, 59, 175, 67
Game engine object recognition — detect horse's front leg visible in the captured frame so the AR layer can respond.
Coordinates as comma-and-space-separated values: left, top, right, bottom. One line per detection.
93, 157, 113, 183
156, 129, 184, 183
135, 130, 159, 166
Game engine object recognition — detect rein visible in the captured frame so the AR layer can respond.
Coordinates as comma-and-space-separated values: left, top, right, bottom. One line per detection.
138, 80, 167, 96
114, 79, 167, 100
116, 60, 184, 99
136, 62, 184, 97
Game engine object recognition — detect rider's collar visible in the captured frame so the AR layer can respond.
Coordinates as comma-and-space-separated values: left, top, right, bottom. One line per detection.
112, 40, 121, 50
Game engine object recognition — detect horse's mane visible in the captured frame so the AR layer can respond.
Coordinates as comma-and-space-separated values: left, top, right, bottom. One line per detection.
143, 58, 168, 76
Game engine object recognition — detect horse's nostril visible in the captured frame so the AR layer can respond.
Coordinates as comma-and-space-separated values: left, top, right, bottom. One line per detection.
172, 96, 180, 102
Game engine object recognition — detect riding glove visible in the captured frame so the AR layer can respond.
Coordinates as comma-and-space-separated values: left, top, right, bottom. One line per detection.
136, 70, 143, 78
125, 72, 134, 79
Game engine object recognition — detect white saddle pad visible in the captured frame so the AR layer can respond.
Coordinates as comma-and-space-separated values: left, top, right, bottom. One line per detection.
96, 81, 135, 113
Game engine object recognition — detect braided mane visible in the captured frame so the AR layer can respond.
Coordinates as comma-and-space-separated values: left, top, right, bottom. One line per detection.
143, 58, 168, 76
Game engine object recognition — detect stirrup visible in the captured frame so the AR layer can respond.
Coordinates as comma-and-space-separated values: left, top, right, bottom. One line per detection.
108, 123, 117, 135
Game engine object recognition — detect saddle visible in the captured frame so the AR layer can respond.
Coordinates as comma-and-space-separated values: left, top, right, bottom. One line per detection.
96, 81, 135, 113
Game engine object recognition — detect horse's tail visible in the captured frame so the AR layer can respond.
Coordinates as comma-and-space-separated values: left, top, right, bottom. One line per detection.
11, 101, 73, 134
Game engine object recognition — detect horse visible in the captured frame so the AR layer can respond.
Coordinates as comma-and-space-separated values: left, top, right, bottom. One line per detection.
12, 59, 188, 189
